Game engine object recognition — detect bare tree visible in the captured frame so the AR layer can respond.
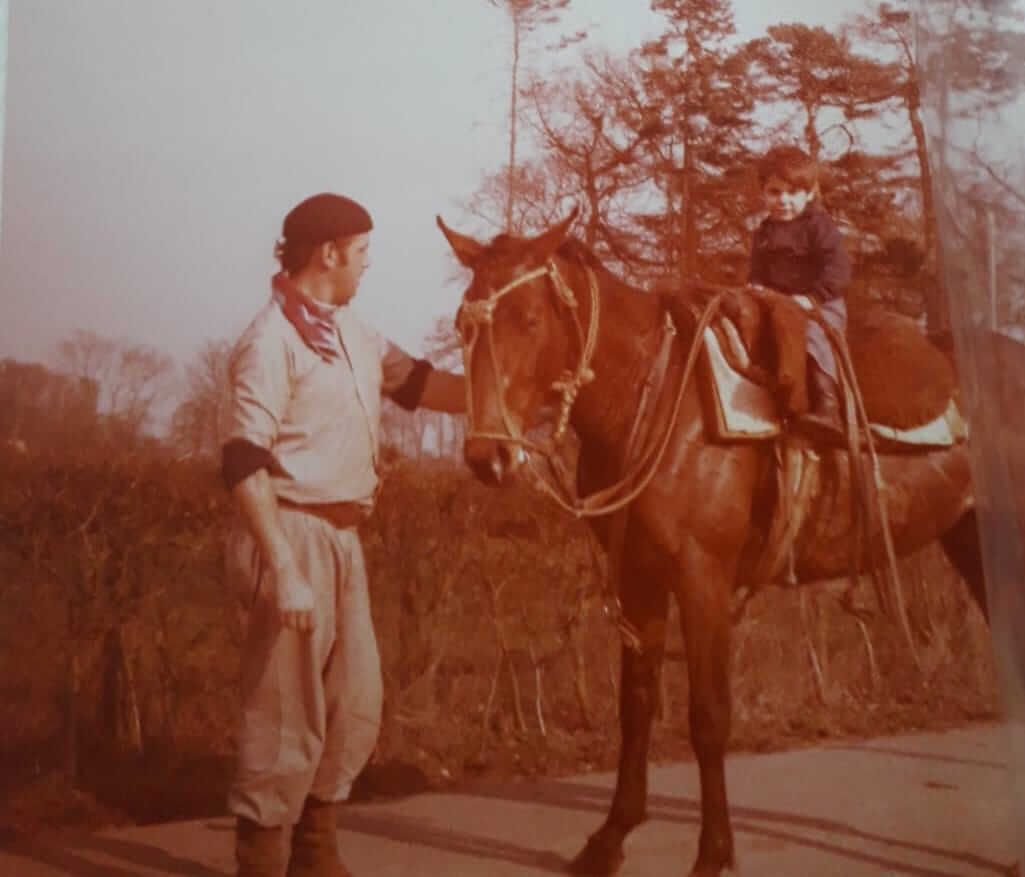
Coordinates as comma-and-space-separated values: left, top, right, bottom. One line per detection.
523, 53, 661, 255
487, 0, 581, 232
169, 340, 233, 460
464, 155, 580, 237
0, 359, 100, 452
420, 318, 466, 459
57, 330, 175, 444
423, 315, 462, 372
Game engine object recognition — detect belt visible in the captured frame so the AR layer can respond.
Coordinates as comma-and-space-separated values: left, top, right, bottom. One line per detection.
278, 498, 369, 529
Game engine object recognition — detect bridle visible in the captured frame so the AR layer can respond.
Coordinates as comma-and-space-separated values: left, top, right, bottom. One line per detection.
459, 255, 725, 519
459, 260, 722, 653
459, 258, 600, 453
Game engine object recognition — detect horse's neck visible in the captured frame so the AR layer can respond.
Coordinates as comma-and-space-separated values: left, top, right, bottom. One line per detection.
565, 265, 666, 457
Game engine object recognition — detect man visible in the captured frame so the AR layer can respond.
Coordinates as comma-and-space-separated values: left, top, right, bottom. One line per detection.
222, 192, 464, 876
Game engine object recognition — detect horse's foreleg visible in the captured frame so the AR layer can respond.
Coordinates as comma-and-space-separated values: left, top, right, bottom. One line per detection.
569, 564, 668, 876
679, 542, 735, 876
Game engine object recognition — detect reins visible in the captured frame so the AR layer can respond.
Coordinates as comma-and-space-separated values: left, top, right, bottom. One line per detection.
554, 300, 717, 518
806, 307, 919, 670
460, 262, 598, 452
459, 258, 725, 519
750, 289, 916, 669
460, 258, 914, 662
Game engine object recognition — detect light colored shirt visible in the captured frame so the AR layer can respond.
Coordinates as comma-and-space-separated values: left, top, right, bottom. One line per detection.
228, 295, 415, 506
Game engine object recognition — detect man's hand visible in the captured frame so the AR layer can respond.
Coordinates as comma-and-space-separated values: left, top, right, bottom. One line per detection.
230, 468, 316, 633
272, 558, 315, 633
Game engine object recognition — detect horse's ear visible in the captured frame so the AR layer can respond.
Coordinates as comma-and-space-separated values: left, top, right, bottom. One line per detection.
530, 207, 579, 262
436, 216, 484, 268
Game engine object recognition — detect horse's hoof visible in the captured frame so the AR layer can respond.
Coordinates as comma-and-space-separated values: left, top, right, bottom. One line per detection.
567, 834, 625, 876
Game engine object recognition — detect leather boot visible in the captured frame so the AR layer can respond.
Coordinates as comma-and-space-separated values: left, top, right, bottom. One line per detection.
286, 796, 352, 877
236, 817, 287, 877
797, 365, 845, 441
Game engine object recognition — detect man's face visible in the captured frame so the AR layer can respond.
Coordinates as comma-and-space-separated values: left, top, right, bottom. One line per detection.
762, 175, 814, 222
330, 233, 371, 305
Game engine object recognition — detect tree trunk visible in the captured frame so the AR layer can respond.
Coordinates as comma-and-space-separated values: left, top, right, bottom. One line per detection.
804, 102, 821, 161
681, 132, 697, 283
101, 626, 144, 756
585, 170, 600, 249
506, 13, 521, 232
907, 80, 949, 332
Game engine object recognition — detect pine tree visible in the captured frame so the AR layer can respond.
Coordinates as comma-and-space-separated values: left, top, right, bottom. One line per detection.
638, 0, 761, 283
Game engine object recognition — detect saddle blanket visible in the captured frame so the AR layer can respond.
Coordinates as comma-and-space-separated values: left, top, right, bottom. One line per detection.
703, 325, 968, 448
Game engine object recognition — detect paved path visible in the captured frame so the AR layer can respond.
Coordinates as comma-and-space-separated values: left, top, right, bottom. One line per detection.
1, 725, 1020, 876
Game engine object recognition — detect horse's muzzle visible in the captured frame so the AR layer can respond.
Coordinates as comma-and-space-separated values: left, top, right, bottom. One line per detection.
464, 436, 524, 485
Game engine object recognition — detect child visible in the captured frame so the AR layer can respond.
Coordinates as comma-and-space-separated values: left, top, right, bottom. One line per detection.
747, 145, 852, 437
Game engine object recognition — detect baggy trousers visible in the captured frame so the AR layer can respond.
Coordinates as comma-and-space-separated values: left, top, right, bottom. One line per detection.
226, 505, 383, 827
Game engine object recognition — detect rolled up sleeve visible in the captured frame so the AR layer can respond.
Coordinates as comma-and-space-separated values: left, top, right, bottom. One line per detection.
228, 327, 291, 450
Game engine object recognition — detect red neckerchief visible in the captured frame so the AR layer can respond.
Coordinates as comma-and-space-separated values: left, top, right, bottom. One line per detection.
271, 272, 341, 362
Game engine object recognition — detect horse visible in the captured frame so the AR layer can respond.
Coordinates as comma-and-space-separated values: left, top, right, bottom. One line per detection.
436, 210, 988, 877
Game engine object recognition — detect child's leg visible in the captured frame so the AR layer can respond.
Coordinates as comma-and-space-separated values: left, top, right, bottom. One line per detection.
805, 304, 842, 386
807, 357, 842, 419
798, 297, 846, 437
797, 358, 844, 439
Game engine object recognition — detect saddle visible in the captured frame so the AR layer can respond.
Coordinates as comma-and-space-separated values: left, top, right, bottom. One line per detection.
700, 289, 966, 449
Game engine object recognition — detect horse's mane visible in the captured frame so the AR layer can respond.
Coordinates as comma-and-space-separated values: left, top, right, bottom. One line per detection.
481, 231, 717, 336
557, 237, 692, 339
557, 237, 725, 303
558, 236, 720, 317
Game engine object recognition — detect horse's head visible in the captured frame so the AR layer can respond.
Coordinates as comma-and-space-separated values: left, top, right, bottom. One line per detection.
437, 209, 588, 485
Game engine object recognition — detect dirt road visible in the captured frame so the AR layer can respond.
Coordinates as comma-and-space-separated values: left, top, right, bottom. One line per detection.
2, 724, 1019, 876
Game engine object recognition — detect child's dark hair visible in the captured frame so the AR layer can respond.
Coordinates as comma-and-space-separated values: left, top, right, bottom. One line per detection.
756, 145, 820, 196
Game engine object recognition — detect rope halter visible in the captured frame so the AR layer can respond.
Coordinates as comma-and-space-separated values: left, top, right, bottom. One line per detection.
461, 258, 728, 520
459, 259, 600, 455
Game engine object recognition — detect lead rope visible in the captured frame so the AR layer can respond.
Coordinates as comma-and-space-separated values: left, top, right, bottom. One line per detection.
458, 261, 715, 519
547, 263, 599, 442
804, 308, 921, 671
459, 272, 724, 654
553, 293, 723, 518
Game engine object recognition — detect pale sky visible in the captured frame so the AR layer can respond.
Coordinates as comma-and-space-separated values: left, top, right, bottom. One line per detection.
0, 0, 868, 376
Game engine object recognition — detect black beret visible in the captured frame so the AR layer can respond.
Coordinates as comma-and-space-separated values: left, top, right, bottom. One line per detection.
282, 193, 373, 244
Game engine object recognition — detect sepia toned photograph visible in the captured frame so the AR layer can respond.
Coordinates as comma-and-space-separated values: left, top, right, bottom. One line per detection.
0, 1, 1023, 875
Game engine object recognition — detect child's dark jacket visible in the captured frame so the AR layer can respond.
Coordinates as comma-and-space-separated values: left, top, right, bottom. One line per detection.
748, 205, 851, 304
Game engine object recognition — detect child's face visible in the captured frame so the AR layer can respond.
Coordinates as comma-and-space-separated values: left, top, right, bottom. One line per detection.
762, 175, 814, 222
